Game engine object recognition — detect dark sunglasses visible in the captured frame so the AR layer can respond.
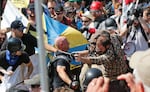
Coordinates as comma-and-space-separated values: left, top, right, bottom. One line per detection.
48, 7, 54, 10
31, 84, 40, 88
55, 12, 63, 15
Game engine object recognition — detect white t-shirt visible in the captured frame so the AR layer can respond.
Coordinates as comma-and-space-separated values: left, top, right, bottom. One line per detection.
126, 26, 149, 51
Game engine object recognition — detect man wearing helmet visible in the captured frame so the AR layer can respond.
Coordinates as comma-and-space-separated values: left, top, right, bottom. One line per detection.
0, 37, 33, 90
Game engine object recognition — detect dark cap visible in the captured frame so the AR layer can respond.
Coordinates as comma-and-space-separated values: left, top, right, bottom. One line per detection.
10, 20, 25, 31
28, 3, 34, 11
105, 18, 117, 30
54, 6, 64, 12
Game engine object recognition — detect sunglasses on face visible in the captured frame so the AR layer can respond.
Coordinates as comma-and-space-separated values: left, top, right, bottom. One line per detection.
48, 7, 54, 10
31, 84, 40, 88
55, 12, 63, 15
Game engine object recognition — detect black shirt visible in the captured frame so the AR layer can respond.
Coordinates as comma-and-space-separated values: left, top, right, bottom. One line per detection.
52, 56, 72, 89
0, 50, 30, 73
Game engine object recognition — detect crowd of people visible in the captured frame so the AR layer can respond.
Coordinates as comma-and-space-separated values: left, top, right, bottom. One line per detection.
0, 0, 150, 92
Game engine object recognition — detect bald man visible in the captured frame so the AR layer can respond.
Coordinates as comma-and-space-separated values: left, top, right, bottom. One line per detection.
51, 36, 79, 92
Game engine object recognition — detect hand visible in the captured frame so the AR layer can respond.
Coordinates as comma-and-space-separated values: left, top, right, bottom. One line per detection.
86, 77, 110, 92
74, 53, 81, 62
117, 73, 144, 92
69, 80, 80, 90
5, 70, 13, 76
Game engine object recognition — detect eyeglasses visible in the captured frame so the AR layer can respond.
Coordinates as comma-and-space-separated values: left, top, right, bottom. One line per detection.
31, 84, 40, 88
55, 12, 63, 15
48, 7, 54, 10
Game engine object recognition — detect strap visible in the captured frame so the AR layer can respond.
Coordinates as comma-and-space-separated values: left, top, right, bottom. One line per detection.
52, 55, 70, 64
126, 27, 137, 42
140, 24, 148, 42
95, 22, 101, 29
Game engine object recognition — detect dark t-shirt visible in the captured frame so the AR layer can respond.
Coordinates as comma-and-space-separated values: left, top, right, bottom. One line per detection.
1, 34, 37, 56
52, 57, 71, 89
0, 50, 30, 72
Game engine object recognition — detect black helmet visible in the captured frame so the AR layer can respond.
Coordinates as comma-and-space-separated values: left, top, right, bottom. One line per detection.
83, 68, 102, 86
7, 37, 25, 53
105, 18, 117, 30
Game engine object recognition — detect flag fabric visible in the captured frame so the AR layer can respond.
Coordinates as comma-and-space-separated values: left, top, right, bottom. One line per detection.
1, 0, 28, 29
44, 13, 88, 66
10, 0, 30, 8
44, 13, 88, 53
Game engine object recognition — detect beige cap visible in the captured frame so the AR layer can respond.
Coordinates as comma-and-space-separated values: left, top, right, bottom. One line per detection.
130, 49, 150, 87
24, 74, 40, 85
82, 11, 94, 21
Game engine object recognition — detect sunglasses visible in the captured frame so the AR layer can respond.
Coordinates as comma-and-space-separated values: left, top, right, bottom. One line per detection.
55, 12, 63, 15
48, 7, 54, 10
31, 84, 40, 88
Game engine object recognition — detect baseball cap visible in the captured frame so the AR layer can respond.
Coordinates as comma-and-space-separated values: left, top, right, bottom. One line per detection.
82, 11, 94, 20
129, 49, 150, 87
10, 20, 26, 31
27, 3, 34, 11
24, 74, 40, 85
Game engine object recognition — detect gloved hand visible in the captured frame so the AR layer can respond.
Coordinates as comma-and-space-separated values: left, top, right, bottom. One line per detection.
69, 80, 80, 90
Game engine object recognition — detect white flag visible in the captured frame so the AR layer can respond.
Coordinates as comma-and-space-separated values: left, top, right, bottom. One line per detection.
1, 0, 28, 29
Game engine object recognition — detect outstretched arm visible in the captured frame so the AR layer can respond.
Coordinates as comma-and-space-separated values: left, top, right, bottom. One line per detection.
25, 61, 33, 79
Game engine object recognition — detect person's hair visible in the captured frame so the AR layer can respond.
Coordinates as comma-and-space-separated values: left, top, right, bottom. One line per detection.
95, 30, 111, 47
143, 6, 150, 13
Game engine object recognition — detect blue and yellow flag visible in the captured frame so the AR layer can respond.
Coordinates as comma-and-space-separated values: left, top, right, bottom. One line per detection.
44, 13, 88, 53
44, 13, 88, 68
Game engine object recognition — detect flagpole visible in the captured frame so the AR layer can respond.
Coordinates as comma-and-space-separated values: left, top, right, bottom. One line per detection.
34, 0, 49, 92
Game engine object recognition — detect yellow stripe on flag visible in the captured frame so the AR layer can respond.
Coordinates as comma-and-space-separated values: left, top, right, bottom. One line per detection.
61, 27, 88, 48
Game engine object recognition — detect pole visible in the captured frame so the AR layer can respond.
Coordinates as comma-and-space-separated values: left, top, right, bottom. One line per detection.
34, 0, 49, 92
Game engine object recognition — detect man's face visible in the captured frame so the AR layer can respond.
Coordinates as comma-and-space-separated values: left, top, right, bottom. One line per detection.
95, 36, 107, 54
0, 31, 6, 44
90, 10, 102, 19
81, 16, 91, 26
11, 28, 23, 38
47, 1, 56, 15
143, 10, 150, 22
54, 11, 64, 22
